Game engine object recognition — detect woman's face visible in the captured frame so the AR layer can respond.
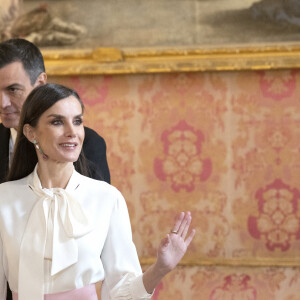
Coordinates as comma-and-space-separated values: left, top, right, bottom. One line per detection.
32, 95, 85, 163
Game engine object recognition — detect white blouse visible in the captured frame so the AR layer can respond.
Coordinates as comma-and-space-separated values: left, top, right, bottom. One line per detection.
0, 166, 151, 300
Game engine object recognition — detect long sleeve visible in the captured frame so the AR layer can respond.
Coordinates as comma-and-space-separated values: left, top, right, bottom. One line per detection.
0, 171, 151, 298
0, 234, 7, 300
101, 191, 151, 300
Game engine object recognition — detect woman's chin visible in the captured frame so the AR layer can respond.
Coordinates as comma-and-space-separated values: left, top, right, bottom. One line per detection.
48, 155, 81, 164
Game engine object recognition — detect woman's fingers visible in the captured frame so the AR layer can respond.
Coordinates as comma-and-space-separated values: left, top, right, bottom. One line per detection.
170, 211, 195, 245
170, 212, 185, 234
185, 229, 196, 247
177, 211, 191, 237
181, 213, 192, 240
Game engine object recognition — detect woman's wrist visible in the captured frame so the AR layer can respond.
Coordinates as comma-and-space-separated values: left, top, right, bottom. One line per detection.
142, 262, 168, 294
152, 260, 171, 278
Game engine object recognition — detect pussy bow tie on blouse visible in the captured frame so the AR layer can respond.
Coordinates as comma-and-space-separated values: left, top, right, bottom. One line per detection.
18, 166, 93, 300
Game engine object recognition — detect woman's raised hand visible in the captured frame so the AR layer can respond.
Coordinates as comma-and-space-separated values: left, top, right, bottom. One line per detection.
142, 212, 196, 294
155, 211, 196, 276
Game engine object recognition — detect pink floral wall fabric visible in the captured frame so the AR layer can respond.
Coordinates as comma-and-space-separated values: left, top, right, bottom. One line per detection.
50, 70, 300, 299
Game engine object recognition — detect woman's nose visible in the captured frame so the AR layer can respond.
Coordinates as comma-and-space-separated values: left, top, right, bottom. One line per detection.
65, 123, 77, 137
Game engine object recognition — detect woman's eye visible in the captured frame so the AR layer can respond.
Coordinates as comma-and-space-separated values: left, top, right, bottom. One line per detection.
74, 118, 83, 125
51, 119, 63, 125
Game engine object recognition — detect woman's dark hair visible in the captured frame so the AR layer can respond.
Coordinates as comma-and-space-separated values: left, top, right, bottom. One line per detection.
7, 83, 89, 181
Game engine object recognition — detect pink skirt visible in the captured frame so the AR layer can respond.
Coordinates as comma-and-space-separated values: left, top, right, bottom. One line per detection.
12, 284, 98, 300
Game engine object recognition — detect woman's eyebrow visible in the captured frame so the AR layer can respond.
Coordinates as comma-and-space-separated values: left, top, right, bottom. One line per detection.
46, 114, 83, 118
47, 114, 64, 118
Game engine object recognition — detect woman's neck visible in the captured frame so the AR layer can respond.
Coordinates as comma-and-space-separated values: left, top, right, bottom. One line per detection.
37, 161, 74, 189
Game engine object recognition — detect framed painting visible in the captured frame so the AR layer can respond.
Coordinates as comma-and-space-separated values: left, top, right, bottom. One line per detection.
3, 0, 300, 74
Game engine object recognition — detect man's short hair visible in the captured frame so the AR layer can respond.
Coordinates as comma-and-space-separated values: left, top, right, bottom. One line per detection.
0, 38, 45, 85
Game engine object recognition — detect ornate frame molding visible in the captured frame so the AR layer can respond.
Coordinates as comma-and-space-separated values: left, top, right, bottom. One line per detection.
44, 44, 300, 75
140, 257, 300, 267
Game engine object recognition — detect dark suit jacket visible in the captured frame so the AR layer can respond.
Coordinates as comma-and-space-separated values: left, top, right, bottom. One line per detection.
0, 124, 10, 184
0, 123, 110, 299
82, 126, 110, 184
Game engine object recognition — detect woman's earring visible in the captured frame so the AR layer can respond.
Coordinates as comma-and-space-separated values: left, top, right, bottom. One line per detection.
33, 139, 48, 160
33, 139, 40, 150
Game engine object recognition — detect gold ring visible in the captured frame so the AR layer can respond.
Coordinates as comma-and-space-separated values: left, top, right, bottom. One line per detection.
170, 230, 178, 234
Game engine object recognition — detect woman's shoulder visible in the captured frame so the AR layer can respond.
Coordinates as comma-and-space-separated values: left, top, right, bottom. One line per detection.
76, 172, 121, 195
0, 175, 32, 207
75, 173, 125, 210
0, 175, 30, 191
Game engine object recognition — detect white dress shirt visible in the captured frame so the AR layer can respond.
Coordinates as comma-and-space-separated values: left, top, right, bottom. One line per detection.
0, 166, 151, 300
8, 128, 17, 165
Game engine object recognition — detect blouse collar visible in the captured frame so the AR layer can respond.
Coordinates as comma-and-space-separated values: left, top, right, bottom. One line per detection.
18, 164, 93, 300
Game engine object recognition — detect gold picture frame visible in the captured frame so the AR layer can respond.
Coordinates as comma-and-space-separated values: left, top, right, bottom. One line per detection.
12, 0, 300, 75
44, 43, 300, 75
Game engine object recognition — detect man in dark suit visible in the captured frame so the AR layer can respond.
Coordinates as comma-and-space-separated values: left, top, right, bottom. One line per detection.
0, 38, 110, 184
0, 39, 110, 299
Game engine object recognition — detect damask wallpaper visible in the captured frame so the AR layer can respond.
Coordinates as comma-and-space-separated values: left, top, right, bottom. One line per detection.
50, 69, 300, 299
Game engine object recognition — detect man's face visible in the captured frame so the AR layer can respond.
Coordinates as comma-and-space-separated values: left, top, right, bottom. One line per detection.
0, 62, 35, 129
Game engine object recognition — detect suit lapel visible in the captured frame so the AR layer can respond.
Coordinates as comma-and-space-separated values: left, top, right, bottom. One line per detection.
0, 124, 10, 183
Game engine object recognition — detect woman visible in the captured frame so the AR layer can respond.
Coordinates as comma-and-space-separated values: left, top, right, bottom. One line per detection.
0, 83, 195, 300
